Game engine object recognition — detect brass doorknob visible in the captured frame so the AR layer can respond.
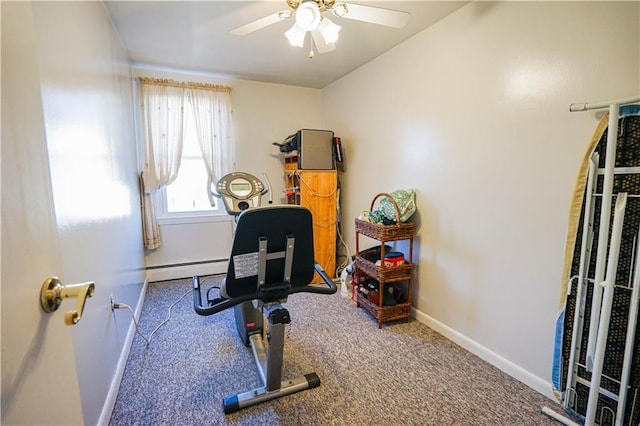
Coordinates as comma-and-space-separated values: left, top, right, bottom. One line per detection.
40, 277, 95, 325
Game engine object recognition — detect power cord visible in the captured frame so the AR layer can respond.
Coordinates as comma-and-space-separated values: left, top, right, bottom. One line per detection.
113, 289, 191, 346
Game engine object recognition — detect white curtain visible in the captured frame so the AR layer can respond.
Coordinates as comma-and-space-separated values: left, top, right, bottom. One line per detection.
188, 88, 235, 191
140, 81, 186, 249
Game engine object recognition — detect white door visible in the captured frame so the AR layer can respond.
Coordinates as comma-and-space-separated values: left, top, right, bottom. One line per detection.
1, 2, 84, 424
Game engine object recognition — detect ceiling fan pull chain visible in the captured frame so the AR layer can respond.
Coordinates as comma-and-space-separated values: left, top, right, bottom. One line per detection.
309, 36, 315, 59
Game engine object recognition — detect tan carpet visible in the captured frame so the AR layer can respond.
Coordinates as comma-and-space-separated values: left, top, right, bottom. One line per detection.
110, 275, 562, 425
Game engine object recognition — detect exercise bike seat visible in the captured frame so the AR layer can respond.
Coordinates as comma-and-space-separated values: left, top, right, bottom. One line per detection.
222, 205, 315, 299
194, 205, 336, 316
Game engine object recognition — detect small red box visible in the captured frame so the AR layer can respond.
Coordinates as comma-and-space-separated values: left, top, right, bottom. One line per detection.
384, 252, 405, 267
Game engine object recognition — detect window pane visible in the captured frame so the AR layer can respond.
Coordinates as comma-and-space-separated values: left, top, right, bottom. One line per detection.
165, 114, 216, 213
165, 157, 215, 212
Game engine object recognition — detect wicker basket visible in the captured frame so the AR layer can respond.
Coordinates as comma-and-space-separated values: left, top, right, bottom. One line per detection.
356, 256, 413, 282
355, 193, 415, 240
356, 292, 411, 325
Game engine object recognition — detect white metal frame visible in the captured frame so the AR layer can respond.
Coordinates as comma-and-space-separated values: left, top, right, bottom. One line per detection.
564, 153, 598, 409
616, 226, 640, 426
585, 192, 627, 425
585, 103, 620, 371
569, 96, 640, 112
543, 95, 640, 426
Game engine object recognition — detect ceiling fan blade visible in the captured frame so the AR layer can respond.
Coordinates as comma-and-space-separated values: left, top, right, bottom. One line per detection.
336, 3, 410, 28
311, 29, 336, 53
230, 11, 291, 36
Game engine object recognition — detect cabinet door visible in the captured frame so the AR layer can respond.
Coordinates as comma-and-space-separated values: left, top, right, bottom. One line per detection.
299, 170, 337, 282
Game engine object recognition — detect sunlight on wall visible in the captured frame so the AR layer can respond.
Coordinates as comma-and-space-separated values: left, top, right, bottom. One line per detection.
506, 57, 570, 99
396, 120, 439, 169
47, 123, 132, 226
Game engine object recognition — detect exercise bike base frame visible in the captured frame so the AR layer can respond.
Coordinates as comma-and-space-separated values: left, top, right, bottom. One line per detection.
222, 314, 320, 414
192, 263, 336, 415
223, 373, 321, 414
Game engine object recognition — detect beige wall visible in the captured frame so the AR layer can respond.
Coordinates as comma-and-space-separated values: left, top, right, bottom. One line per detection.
322, 1, 640, 396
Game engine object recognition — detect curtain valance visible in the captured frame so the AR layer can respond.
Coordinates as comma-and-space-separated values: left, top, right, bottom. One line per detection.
138, 77, 232, 93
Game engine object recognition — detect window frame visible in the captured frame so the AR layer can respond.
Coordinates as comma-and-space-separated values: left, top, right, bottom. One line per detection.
154, 93, 228, 221
155, 185, 226, 224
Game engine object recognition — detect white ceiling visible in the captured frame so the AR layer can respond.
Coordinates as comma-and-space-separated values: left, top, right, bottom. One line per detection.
104, 1, 469, 89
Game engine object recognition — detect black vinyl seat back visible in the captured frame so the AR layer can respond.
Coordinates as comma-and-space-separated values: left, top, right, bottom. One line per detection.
223, 205, 315, 299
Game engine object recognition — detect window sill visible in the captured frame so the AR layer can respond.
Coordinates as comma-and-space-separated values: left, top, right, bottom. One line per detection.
157, 213, 233, 226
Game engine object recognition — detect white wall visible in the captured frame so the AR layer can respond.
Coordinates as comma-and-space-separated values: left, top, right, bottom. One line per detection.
132, 67, 323, 280
322, 1, 640, 397
29, 2, 145, 424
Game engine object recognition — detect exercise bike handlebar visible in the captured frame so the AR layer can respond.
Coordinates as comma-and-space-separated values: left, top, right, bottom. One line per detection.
192, 263, 337, 317
299, 263, 338, 295
192, 275, 254, 316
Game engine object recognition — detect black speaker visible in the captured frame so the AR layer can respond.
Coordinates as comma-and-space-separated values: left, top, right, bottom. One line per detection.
297, 129, 334, 170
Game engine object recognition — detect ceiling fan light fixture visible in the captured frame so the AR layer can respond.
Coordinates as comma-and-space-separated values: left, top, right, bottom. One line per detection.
285, 23, 306, 47
331, 2, 348, 18
295, 1, 322, 31
318, 17, 341, 44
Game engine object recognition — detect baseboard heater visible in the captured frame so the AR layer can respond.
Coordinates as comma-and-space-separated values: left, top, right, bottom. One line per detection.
146, 258, 228, 282
146, 258, 228, 270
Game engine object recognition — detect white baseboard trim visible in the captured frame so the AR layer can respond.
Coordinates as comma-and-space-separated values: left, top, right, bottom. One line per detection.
97, 279, 149, 426
145, 260, 228, 283
411, 307, 555, 401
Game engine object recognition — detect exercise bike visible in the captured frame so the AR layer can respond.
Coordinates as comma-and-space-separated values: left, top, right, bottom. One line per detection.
193, 172, 336, 414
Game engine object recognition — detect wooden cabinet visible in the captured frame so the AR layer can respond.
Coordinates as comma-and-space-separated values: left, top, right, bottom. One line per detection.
284, 154, 337, 283
354, 193, 415, 328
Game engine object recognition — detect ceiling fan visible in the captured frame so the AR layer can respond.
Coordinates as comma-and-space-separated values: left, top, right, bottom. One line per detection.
231, 0, 411, 57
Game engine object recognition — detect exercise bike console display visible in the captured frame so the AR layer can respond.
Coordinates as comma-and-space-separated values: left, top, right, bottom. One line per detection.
214, 172, 266, 215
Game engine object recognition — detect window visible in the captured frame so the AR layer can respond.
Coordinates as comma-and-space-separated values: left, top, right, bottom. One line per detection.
139, 77, 234, 248
161, 110, 221, 217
